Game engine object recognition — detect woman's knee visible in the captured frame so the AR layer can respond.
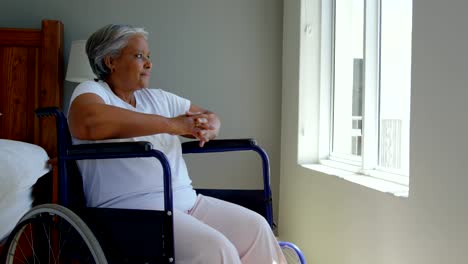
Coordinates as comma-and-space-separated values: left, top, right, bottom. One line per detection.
193, 231, 240, 263
245, 209, 273, 234
174, 212, 241, 264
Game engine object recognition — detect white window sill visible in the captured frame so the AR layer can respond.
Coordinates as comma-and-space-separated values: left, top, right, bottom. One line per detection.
301, 163, 409, 197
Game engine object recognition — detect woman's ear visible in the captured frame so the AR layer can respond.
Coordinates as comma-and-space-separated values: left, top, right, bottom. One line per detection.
104, 56, 114, 72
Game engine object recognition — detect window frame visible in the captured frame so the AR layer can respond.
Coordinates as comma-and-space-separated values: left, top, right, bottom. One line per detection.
316, 0, 410, 187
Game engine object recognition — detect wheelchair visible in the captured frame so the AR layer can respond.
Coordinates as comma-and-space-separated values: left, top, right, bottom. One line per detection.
1, 107, 306, 264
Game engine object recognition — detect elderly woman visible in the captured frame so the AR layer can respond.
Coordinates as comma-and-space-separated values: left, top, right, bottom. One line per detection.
68, 24, 286, 264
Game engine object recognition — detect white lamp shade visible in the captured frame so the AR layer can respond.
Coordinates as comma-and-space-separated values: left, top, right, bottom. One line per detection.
65, 40, 96, 82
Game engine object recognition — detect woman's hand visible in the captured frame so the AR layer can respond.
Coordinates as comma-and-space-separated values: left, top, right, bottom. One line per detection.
185, 111, 219, 147
169, 112, 214, 146
168, 104, 220, 147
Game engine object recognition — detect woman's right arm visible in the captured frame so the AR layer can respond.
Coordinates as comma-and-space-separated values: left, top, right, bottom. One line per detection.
68, 93, 209, 140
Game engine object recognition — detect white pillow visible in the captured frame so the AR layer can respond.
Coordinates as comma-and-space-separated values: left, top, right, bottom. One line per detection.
0, 139, 50, 196
0, 139, 51, 241
0, 189, 32, 241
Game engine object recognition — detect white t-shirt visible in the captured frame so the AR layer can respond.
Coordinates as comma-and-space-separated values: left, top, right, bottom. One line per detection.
69, 80, 197, 212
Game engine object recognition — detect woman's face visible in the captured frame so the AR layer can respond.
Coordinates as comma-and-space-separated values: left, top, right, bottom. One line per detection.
107, 35, 152, 91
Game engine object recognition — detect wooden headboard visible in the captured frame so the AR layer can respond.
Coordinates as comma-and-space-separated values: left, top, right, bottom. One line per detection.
0, 20, 63, 157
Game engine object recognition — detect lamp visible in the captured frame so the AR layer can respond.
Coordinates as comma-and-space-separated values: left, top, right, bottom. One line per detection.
65, 40, 96, 82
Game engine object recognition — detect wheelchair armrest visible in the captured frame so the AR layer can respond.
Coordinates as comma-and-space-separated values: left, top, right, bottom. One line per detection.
182, 138, 275, 227
68, 141, 153, 156
182, 139, 258, 154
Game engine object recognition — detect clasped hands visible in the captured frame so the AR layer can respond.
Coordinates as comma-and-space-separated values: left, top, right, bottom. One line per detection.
185, 111, 217, 147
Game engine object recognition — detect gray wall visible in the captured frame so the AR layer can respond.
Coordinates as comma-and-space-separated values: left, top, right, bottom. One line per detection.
0, 0, 283, 224
281, 0, 468, 263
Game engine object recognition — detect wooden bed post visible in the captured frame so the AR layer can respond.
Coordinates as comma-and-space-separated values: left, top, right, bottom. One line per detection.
37, 20, 64, 158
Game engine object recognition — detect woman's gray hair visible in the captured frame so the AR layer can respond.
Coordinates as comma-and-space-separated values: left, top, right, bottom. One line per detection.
86, 24, 148, 80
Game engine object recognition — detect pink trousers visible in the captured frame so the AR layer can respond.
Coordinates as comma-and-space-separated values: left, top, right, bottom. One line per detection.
173, 194, 286, 264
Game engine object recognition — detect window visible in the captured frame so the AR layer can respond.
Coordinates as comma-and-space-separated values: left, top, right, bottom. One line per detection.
316, 0, 412, 189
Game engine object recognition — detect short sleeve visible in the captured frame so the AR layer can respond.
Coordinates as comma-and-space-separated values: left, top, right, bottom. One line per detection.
69, 81, 110, 109
157, 89, 191, 117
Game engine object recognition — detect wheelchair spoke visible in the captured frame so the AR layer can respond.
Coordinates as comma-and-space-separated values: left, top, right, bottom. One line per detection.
9, 241, 28, 264
11, 254, 27, 264
28, 225, 33, 264
20, 225, 40, 264
41, 222, 57, 264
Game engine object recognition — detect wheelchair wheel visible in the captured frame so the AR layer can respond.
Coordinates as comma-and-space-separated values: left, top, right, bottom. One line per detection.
2, 204, 107, 264
279, 241, 306, 264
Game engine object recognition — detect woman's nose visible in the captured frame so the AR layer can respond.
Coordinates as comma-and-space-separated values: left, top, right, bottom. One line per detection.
145, 59, 152, 69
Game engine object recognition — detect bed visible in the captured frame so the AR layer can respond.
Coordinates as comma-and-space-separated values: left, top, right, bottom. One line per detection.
0, 20, 63, 247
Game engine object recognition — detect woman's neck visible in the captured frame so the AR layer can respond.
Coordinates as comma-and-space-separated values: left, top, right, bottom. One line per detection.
105, 80, 136, 107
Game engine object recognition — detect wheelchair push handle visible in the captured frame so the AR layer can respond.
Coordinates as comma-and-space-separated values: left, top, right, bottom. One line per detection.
35, 106, 64, 118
